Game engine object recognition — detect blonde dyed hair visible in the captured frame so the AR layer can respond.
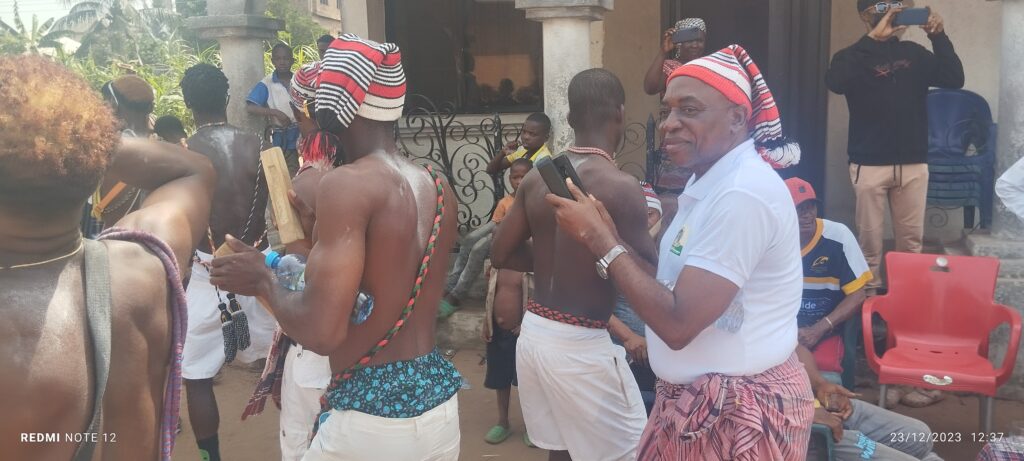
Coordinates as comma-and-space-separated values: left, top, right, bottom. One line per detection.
0, 55, 120, 205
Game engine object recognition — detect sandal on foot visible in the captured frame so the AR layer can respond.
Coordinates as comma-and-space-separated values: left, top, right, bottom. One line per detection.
484, 425, 511, 444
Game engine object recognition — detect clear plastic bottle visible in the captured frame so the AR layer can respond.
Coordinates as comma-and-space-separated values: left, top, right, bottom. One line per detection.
265, 251, 306, 291
264, 251, 376, 324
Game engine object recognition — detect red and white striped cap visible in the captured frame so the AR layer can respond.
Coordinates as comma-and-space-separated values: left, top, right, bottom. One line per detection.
667, 44, 800, 169
317, 34, 406, 128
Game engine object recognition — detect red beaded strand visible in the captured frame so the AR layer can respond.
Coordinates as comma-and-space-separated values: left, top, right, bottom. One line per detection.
567, 145, 616, 164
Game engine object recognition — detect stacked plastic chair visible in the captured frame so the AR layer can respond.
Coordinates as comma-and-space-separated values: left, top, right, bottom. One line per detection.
926, 89, 997, 229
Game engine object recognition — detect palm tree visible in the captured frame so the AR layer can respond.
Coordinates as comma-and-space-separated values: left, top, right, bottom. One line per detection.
53, 1, 180, 63
0, 1, 68, 54
54, 1, 178, 40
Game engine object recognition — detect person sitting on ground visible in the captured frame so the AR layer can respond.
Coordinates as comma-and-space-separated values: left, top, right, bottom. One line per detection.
179, 63, 277, 461
154, 115, 189, 148
492, 68, 658, 461
785, 178, 872, 384
486, 112, 552, 175
88, 74, 158, 234
0, 54, 215, 461
317, 34, 335, 59
643, 17, 708, 96
607, 181, 663, 416
795, 346, 944, 461
441, 158, 533, 316
209, 34, 463, 460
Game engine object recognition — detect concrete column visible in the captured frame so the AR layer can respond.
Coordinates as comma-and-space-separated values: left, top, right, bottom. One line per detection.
965, 0, 1024, 401
340, 0, 386, 42
517, 0, 613, 152
993, 0, 1024, 240
186, 3, 284, 135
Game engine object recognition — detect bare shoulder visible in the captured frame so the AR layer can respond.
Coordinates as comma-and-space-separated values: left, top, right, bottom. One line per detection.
103, 240, 170, 340
589, 165, 644, 204
315, 160, 390, 220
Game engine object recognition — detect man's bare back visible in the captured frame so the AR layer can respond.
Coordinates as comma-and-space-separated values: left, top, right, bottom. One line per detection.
0, 138, 213, 460
499, 153, 656, 321
311, 153, 457, 370
187, 126, 267, 252
0, 242, 171, 460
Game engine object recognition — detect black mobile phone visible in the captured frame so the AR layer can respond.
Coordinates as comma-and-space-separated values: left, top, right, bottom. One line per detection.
537, 155, 587, 200
672, 27, 702, 44
893, 8, 930, 26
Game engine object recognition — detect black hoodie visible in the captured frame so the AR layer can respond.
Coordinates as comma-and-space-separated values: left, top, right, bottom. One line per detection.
826, 32, 964, 166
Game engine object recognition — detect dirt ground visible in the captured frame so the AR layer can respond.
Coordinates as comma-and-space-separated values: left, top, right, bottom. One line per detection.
172, 351, 1024, 461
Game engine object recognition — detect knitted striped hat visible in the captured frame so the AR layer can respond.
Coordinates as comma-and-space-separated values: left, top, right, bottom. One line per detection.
290, 61, 320, 110
667, 44, 800, 169
289, 61, 339, 170
316, 34, 406, 129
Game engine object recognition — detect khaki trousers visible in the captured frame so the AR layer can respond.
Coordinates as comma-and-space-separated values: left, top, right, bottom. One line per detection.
849, 163, 929, 290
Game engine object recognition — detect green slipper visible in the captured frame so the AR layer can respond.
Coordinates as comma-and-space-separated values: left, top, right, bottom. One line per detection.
524, 431, 536, 448
437, 299, 460, 319
484, 425, 511, 444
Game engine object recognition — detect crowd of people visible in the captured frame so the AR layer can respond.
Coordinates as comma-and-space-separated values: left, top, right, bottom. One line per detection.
4, 0, 1023, 460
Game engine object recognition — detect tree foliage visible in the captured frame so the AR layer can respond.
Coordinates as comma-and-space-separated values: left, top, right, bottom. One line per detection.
57, 39, 221, 131
0, 0, 68, 54
265, 0, 329, 47
54, 1, 180, 65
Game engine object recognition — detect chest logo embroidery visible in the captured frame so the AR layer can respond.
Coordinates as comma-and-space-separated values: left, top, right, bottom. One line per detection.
670, 225, 690, 256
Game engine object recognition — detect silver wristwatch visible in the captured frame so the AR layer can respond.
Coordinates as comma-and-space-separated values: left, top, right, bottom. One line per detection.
596, 245, 628, 280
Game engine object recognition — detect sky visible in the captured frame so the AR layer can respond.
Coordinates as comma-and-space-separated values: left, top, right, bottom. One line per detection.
0, 0, 71, 26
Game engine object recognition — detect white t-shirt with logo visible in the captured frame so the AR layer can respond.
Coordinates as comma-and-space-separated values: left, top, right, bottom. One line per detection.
648, 139, 803, 385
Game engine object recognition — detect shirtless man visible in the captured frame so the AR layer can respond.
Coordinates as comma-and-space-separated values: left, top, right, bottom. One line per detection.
178, 63, 276, 461
0, 55, 214, 460
491, 68, 658, 461
88, 75, 157, 234
210, 34, 462, 460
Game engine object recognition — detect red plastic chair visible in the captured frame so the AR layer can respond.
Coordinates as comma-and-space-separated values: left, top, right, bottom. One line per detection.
862, 252, 1021, 433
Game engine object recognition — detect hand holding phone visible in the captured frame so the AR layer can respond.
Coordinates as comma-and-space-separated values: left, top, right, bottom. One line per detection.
672, 27, 702, 45
868, 6, 907, 42
537, 155, 587, 200
921, 10, 944, 35
892, 7, 930, 26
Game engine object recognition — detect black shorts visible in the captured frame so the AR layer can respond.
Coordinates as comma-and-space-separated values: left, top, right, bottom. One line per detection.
484, 324, 518, 390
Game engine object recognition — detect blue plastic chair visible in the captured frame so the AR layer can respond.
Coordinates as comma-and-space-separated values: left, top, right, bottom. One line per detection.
926, 89, 997, 229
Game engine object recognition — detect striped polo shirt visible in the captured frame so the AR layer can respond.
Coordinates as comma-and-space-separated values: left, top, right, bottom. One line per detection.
799, 218, 872, 331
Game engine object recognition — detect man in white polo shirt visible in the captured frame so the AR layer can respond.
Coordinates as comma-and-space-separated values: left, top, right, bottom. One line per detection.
547, 45, 812, 460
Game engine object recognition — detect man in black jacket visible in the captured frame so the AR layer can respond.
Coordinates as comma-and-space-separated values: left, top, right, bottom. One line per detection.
826, 1, 963, 297
827, 2, 963, 409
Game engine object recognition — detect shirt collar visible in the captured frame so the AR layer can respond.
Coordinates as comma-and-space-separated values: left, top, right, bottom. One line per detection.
271, 72, 291, 85
681, 138, 756, 201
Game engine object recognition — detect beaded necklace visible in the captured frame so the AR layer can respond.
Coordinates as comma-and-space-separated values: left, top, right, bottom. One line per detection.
567, 145, 616, 164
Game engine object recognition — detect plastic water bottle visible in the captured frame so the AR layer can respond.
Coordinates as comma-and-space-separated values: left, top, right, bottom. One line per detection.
265, 251, 306, 291
264, 251, 377, 324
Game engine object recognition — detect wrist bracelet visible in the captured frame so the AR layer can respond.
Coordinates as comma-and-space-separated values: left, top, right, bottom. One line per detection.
824, 316, 835, 330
